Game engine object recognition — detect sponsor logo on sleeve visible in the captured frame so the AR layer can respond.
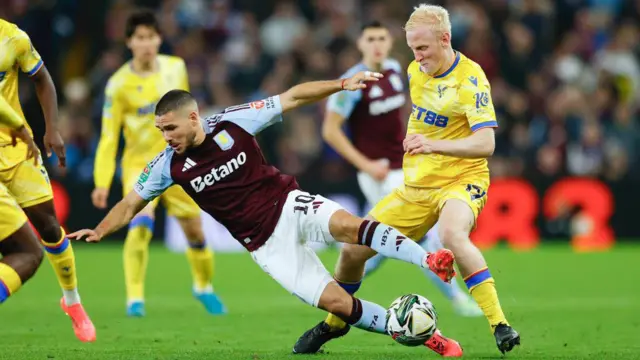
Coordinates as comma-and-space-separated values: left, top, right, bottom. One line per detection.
250, 100, 265, 109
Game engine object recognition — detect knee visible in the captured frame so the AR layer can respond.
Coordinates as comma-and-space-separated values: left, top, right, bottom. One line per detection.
176, 217, 204, 244
183, 224, 205, 244
37, 219, 62, 244
328, 211, 361, 243
439, 225, 469, 251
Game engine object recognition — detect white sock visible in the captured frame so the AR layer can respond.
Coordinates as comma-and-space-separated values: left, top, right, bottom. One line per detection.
359, 220, 428, 268
63, 289, 81, 305
194, 284, 214, 294
351, 298, 388, 334
127, 298, 144, 306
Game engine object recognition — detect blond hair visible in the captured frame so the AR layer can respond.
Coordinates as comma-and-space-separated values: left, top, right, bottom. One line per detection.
404, 4, 451, 34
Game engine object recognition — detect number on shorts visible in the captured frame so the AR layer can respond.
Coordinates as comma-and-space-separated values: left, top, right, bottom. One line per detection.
293, 194, 317, 215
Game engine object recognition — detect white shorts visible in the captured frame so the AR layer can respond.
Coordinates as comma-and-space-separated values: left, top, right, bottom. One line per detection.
250, 190, 343, 307
357, 169, 404, 206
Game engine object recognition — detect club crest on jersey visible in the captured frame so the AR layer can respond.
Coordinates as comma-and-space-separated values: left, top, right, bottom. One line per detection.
437, 84, 448, 99
214, 130, 234, 151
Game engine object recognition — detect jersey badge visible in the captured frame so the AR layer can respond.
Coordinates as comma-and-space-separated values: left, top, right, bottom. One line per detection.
437, 84, 448, 99
214, 130, 234, 151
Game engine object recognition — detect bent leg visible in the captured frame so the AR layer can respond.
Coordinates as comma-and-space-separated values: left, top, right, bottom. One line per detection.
438, 198, 508, 328
0, 222, 44, 302
328, 210, 432, 268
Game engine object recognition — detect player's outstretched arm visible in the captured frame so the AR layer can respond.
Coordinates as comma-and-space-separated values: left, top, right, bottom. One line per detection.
404, 128, 495, 158
31, 65, 66, 167
279, 71, 383, 113
68, 191, 150, 243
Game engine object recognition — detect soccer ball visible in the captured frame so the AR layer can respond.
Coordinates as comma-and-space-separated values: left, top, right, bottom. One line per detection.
386, 294, 438, 346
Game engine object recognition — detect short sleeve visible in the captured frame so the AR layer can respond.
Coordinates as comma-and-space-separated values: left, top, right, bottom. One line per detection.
221, 96, 283, 135
458, 69, 498, 132
13, 28, 43, 76
134, 149, 174, 201
326, 90, 361, 119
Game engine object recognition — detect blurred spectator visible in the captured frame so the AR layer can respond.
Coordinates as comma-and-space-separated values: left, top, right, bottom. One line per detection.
259, 1, 309, 56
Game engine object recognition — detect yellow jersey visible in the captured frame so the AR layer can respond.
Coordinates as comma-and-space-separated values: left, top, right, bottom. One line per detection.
0, 19, 43, 145
404, 51, 497, 188
94, 55, 189, 189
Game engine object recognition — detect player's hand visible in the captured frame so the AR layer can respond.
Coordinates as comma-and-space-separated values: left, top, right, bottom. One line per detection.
91, 187, 109, 209
342, 71, 384, 91
10, 125, 40, 165
44, 129, 66, 168
364, 158, 390, 181
403, 134, 436, 155
68, 229, 102, 243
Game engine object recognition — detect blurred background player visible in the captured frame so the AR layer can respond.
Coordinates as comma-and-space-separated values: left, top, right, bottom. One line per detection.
0, 19, 95, 342
321, 20, 481, 323
0, 95, 45, 307
294, 4, 520, 355
91, 10, 225, 317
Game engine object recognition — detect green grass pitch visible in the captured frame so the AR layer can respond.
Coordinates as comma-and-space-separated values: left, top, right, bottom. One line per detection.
1, 242, 639, 359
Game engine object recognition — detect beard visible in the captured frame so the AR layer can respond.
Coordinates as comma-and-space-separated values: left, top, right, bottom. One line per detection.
186, 131, 197, 149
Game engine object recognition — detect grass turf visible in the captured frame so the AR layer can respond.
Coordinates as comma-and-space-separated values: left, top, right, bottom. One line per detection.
1, 242, 639, 359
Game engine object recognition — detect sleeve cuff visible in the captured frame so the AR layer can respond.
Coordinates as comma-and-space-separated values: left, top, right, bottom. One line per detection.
26, 60, 43, 76
471, 120, 498, 132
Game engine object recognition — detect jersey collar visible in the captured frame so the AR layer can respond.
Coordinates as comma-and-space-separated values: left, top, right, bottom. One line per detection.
433, 51, 460, 79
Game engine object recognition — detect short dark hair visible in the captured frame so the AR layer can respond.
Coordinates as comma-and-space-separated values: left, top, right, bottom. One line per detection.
125, 9, 161, 38
155, 90, 196, 116
361, 20, 386, 32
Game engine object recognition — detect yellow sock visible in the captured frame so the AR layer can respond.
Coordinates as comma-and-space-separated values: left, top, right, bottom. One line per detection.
186, 244, 214, 291
41, 228, 77, 291
123, 217, 154, 302
325, 313, 347, 331
465, 268, 508, 329
325, 279, 362, 331
0, 262, 22, 303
